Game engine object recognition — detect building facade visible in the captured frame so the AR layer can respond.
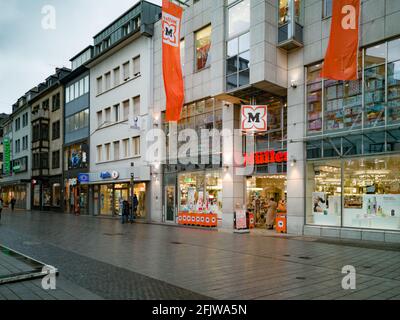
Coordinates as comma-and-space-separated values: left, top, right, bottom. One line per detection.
0, 92, 34, 210
151, 0, 400, 242
30, 68, 71, 212
87, 1, 162, 220
61, 46, 92, 215
155, 0, 288, 229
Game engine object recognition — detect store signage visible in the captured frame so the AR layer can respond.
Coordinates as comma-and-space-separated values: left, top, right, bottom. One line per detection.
129, 116, 141, 130
78, 174, 90, 184
243, 150, 288, 166
69, 178, 78, 186
241, 105, 268, 132
100, 172, 112, 179
111, 171, 119, 180
3, 137, 11, 175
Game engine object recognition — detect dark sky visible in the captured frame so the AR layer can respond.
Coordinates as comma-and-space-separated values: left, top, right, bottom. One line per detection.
0, 0, 161, 114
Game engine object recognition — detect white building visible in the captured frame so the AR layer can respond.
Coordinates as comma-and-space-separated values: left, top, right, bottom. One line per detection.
86, 1, 163, 221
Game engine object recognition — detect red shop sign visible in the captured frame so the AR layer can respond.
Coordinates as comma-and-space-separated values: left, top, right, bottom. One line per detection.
243, 150, 288, 166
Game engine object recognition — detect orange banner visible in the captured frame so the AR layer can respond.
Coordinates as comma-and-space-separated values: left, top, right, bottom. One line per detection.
321, 0, 361, 81
162, 0, 184, 122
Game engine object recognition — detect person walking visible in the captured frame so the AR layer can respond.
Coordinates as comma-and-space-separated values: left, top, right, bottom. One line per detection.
265, 198, 278, 230
130, 194, 138, 223
0, 198, 3, 224
10, 197, 16, 212
122, 200, 129, 224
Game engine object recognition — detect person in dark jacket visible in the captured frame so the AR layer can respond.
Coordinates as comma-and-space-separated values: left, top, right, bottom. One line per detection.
121, 200, 130, 224
10, 197, 16, 212
130, 194, 138, 223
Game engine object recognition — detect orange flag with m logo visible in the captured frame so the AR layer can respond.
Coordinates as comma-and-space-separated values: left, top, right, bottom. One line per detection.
321, 0, 361, 81
162, 0, 184, 122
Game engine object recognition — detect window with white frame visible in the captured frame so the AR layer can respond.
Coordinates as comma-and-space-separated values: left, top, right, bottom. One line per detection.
133, 96, 140, 117
132, 136, 140, 156
123, 62, 130, 81
113, 141, 120, 160
123, 100, 130, 121
123, 139, 129, 158
114, 67, 120, 86
133, 56, 141, 77
97, 145, 102, 162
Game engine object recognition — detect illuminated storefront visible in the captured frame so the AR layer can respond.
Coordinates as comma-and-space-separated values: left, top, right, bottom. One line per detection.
305, 38, 400, 233
63, 142, 89, 214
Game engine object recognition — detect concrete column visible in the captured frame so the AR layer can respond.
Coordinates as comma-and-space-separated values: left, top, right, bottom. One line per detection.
221, 103, 245, 229
286, 49, 306, 235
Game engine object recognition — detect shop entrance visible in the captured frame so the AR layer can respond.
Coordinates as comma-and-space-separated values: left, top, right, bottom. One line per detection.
246, 175, 287, 228
114, 184, 129, 216
165, 185, 176, 222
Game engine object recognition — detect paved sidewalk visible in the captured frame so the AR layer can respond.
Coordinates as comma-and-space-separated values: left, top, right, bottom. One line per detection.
0, 210, 400, 300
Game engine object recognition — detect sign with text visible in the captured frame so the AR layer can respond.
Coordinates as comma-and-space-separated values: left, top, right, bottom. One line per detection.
244, 150, 288, 166
241, 105, 268, 132
3, 137, 11, 175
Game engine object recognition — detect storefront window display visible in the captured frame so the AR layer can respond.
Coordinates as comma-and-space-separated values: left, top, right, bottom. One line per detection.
306, 160, 342, 227
64, 143, 88, 170
133, 182, 146, 218
52, 183, 61, 207
100, 185, 113, 216
307, 155, 400, 231
343, 156, 400, 231
1, 185, 27, 209
179, 171, 222, 216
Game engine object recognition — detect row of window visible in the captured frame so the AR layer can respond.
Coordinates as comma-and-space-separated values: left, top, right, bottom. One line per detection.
32, 92, 61, 114
14, 112, 29, 131
65, 76, 89, 103
96, 137, 140, 163
306, 38, 400, 135
14, 136, 29, 154
65, 109, 89, 135
96, 96, 140, 128
95, 15, 141, 55
96, 56, 141, 95
32, 150, 61, 170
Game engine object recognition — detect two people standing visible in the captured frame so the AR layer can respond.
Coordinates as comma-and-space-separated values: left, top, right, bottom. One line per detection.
0, 197, 16, 224
121, 194, 139, 224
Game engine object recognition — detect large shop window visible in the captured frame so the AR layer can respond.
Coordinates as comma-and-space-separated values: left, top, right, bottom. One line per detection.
307, 38, 400, 135
307, 155, 400, 231
195, 25, 212, 72
306, 160, 342, 227
178, 171, 222, 216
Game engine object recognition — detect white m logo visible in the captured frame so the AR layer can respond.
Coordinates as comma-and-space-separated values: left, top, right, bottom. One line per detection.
341, 5, 356, 30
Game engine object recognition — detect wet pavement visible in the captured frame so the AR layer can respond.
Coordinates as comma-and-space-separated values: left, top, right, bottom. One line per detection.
0, 210, 400, 300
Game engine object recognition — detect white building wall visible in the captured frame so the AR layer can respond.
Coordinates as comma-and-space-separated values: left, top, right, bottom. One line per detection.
89, 35, 162, 222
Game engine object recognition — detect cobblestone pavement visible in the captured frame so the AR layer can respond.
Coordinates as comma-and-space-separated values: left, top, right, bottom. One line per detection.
1, 210, 400, 300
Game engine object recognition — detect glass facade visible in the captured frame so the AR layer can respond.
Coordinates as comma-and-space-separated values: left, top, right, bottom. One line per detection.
178, 171, 222, 216
226, 0, 250, 90
307, 155, 400, 231
306, 38, 400, 134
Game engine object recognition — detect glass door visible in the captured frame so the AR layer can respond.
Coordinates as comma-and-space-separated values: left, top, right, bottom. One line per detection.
165, 186, 176, 223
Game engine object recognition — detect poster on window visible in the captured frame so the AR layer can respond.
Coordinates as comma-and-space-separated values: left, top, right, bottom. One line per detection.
312, 192, 328, 214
